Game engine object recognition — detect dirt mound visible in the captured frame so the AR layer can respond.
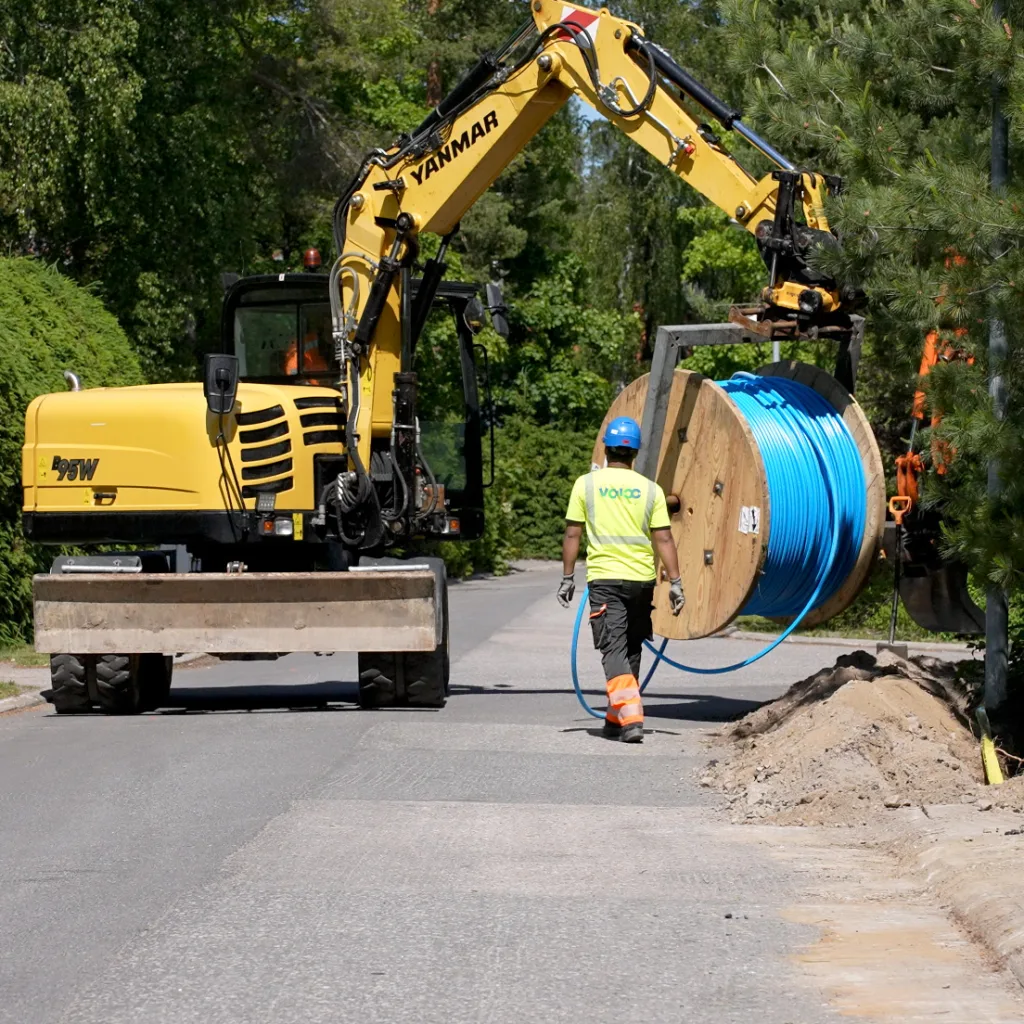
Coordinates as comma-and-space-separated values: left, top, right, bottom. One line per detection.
703, 650, 986, 825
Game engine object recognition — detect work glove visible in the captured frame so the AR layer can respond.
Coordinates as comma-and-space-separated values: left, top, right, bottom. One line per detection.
668, 577, 685, 616
557, 574, 576, 607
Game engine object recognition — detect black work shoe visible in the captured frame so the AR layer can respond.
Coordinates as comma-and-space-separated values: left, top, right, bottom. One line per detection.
602, 720, 622, 739
620, 723, 644, 744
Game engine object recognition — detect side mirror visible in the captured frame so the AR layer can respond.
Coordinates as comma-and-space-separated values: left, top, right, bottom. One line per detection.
485, 282, 510, 339
463, 296, 486, 335
204, 354, 239, 416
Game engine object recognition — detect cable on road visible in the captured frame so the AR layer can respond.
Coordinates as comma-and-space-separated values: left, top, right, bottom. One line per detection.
570, 373, 866, 719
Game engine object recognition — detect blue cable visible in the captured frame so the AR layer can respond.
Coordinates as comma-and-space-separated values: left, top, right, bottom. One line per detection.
570, 373, 866, 719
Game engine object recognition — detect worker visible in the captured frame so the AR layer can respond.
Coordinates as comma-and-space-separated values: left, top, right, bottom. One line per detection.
282, 248, 331, 380
559, 416, 684, 743
283, 333, 329, 378
283, 309, 331, 382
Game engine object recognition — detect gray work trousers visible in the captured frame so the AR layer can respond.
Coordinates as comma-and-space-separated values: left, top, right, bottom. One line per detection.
587, 579, 655, 682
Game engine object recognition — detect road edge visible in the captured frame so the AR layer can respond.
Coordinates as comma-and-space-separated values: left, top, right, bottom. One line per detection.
720, 627, 972, 656
0, 691, 46, 715
887, 806, 1024, 991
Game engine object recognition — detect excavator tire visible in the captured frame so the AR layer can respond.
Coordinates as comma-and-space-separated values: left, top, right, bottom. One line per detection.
138, 654, 174, 711
95, 654, 142, 715
357, 558, 449, 709
403, 636, 449, 707
46, 654, 93, 714
357, 645, 447, 709
356, 654, 399, 708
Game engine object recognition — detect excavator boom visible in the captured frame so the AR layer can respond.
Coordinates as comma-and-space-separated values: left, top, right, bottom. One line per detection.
331, 0, 851, 477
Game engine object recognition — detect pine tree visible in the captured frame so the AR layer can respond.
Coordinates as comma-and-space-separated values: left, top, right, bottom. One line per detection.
719, 0, 1024, 604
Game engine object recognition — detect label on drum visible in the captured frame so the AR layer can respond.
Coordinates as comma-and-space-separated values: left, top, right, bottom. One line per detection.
738, 505, 761, 535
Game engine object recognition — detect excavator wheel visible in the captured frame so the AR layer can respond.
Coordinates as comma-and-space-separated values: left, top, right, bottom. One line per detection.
357, 647, 447, 709
357, 558, 449, 709
94, 653, 174, 714
45, 654, 93, 714
95, 654, 142, 715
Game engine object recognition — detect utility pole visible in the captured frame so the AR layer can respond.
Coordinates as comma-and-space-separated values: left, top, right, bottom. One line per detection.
986, 0, 1009, 709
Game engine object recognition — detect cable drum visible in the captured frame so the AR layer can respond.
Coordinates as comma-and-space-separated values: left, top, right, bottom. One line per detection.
570, 361, 885, 716
589, 361, 885, 639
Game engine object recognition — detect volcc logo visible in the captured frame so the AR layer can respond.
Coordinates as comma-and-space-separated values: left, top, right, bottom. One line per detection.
599, 487, 641, 500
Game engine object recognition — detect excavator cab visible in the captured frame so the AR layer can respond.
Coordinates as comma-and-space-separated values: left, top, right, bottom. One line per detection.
218, 271, 498, 543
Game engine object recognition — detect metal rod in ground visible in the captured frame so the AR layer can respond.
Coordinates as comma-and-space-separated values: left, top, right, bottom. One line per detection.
986, 0, 1009, 710
887, 527, 902, 646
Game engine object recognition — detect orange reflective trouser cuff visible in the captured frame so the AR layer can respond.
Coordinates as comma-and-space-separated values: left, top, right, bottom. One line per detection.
606, 673, 643, 727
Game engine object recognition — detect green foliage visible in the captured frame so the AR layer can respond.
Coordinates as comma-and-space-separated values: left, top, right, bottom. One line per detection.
0, 0, 435, 381
713, 0, 1024, 605
491, 421, 596, 561
676, 206, 764, 307
0, 257, 143, 642
0, 642, 49, 668
494, 255, 644, 431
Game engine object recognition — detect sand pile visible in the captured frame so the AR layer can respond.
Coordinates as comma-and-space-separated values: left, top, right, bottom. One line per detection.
703, 650, 987, 825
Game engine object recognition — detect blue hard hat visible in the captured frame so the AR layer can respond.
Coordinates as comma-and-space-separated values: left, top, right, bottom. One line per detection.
603, 416, 642, 450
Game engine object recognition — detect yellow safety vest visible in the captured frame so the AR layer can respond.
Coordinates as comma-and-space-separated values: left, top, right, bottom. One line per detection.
566, 467, 669, 582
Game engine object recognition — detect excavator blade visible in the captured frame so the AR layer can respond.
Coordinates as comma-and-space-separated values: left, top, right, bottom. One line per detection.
883, 520, 984, 635
32, 570, 443, 654
898, 562, 985, 634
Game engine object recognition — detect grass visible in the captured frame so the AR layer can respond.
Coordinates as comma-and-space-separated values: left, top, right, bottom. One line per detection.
0, 643, 48, 668
0, 681, 23, 700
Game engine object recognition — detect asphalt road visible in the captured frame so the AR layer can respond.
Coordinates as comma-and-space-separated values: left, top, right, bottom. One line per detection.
0, 564, 959, 1023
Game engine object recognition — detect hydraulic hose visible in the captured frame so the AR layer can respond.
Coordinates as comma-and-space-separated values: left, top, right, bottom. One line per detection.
569, 373, 865, 719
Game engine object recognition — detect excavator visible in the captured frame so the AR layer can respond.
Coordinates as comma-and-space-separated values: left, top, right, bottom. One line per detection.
25, 0, 894, 715
884, 326, 985, 636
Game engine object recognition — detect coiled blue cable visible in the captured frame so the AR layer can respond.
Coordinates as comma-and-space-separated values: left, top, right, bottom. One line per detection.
570, 373, 867, 719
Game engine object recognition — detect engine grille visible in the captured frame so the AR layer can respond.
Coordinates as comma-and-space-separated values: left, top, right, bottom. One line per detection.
294, 397, 345, 448
236, 405, 294, 499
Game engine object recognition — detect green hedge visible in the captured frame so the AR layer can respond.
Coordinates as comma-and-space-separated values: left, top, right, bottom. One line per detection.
493, 420, 596, 560
0, 258, 144, 644
435, 420, 596, 579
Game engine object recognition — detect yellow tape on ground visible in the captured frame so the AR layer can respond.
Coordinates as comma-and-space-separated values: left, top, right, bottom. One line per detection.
976, 708, 1005, 786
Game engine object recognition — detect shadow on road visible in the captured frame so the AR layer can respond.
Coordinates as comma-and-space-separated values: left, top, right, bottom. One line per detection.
157, 681, 361, 714
40, 681, 762, 719
450, 684, 763, 722
643, 696, 764, 723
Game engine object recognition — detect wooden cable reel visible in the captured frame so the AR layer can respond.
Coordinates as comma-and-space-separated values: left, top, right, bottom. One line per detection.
592, 361, 885, 641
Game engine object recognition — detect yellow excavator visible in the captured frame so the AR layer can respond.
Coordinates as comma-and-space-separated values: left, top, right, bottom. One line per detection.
24, 0, 856, 714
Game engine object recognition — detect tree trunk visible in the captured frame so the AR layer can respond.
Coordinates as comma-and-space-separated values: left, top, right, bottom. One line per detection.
426, 0, 442, 107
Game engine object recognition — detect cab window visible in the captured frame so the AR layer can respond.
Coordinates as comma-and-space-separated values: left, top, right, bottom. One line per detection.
416, 305, 469, 493
234, 301, 334, 383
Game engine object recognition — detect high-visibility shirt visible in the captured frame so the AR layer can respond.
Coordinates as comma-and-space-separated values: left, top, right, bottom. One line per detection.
565, 467, 671, 582
284, 333, 330, 377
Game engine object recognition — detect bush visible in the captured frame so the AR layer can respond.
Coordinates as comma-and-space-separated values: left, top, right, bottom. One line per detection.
0, 258, 144, 643
430, 420, 596, 579
493, 420, 596, 560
